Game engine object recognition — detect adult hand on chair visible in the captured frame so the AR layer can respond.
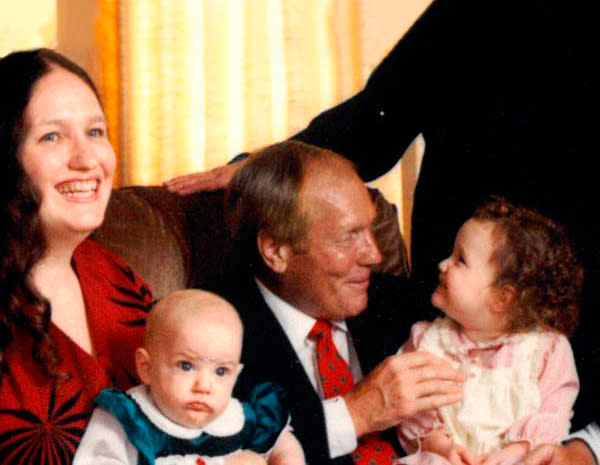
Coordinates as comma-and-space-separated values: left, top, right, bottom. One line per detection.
164, 155, 248, 195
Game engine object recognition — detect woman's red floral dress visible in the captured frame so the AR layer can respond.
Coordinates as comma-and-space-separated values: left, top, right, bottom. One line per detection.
0, 239, 154, 465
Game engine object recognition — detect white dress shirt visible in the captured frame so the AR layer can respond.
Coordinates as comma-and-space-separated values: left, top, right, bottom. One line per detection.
569, 422, 599, 464
256, 279, 361, 458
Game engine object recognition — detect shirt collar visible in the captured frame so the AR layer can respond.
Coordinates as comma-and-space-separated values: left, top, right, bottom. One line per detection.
255, 278, 348, 351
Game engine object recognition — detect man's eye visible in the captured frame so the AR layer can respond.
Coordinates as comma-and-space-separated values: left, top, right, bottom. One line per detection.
215, 366, 229, 377
341, 230, 359, 243
177, 361, 193, 371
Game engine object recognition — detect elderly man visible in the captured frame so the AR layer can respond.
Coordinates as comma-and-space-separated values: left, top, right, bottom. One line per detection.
219, 140, 463, 465
169, 0, 599, 460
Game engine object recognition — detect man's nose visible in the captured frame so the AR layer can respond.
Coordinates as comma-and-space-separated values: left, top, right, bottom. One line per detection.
362, 230, 382, 266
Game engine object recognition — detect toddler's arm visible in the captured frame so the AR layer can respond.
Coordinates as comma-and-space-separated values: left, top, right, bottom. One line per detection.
505, 335, 579, 447
268, 430, 305, 465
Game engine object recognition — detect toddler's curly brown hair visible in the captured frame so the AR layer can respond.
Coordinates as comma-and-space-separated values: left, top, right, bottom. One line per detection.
473, 198, 582, 335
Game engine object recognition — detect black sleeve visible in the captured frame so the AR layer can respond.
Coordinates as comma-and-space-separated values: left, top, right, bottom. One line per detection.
290, 31, 424, 182
290, 0, 495, 182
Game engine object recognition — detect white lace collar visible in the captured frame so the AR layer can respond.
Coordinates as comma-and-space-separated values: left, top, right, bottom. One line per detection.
431, 317, 531, 357
127, 385, 245, 439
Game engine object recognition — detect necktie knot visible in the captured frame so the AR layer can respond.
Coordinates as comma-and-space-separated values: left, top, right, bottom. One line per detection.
309, 319, 333, 341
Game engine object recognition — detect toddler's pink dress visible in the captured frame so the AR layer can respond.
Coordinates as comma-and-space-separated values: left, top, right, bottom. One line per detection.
395, 317, 579, 465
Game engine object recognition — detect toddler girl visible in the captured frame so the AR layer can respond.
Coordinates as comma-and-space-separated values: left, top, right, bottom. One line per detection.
74, 289, 305, 465
396, 198, 582, 465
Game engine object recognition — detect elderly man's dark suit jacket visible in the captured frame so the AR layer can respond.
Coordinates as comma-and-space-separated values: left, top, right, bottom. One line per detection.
218, 272, 417, 465
292, 0, 599, 429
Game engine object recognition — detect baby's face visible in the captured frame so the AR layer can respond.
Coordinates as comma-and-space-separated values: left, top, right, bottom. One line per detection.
142, 309, 243, 429
431, 218, 506, 340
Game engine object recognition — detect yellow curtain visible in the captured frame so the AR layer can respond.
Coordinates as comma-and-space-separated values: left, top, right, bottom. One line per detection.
96, 0, 362, 185
94, 0, 428, 247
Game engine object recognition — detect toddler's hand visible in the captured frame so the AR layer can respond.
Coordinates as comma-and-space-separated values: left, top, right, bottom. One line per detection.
422, 430, 480, 465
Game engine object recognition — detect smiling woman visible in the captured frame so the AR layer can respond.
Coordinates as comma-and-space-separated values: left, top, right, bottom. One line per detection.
0, 49, 153, 465
19, 66, 116, 248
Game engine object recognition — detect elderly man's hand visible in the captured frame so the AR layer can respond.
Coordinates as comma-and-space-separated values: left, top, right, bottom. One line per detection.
343, 351, 464, 436
524, 441, 596, 465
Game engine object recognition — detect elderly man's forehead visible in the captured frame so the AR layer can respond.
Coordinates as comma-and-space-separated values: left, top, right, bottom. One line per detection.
301, 157, 359, 193
299, 163, 373, 224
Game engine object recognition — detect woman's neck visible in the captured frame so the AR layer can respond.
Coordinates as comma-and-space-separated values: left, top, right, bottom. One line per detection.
29, 238, 94, 354
29, 238, 80, 297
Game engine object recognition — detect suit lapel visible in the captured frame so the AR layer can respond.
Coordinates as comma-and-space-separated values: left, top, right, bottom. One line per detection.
240, 281, 318, 402
228, 276, 339, 463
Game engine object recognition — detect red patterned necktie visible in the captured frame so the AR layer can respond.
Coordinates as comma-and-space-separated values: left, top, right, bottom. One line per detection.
309, 319, 398, 465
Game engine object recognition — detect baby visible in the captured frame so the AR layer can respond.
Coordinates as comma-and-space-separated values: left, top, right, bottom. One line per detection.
74, 289, 305, 465
396, 198, 583, 465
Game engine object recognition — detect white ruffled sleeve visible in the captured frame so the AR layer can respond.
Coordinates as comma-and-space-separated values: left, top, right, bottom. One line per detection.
73, 407, 139, 465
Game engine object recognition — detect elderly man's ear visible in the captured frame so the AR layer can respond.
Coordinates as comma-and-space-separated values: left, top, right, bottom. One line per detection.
257, 229, 293, 274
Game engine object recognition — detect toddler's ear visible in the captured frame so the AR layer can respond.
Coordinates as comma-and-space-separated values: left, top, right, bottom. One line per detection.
492, 285, 516, 313
135, 347, 152, 384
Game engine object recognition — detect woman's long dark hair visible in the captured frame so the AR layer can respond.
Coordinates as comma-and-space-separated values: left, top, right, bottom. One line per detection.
0, 48, 102, 381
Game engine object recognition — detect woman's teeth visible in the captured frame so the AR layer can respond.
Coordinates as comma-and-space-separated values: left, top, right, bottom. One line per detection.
57, 180, 99, 197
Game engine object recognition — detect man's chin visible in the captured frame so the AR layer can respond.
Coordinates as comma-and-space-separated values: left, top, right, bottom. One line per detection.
347, 293, 369, 317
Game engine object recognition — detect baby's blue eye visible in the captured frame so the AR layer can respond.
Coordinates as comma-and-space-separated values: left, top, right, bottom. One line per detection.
215, 366, 228, 377
178, 361, 193, 371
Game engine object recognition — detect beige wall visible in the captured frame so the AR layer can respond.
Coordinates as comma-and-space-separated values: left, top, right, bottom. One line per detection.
1, 0, 432, 89
55, 0, 101, 82
0, 0, 57, 56
359, 0, 431, 80
0, 0, 100, 82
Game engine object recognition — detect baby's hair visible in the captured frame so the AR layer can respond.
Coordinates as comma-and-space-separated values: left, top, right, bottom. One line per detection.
472, 197, 582, 335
